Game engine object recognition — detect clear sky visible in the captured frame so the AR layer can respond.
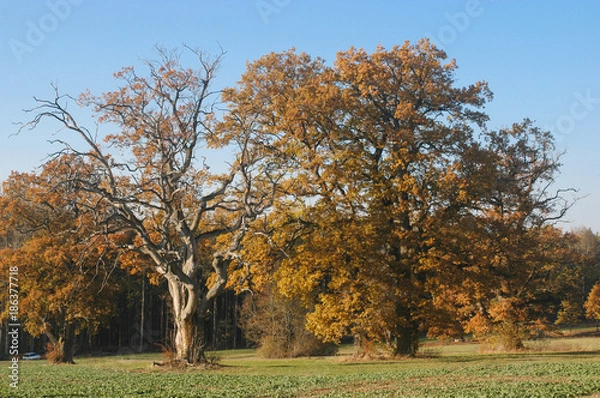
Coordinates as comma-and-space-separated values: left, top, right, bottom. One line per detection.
1, 1, 599, 232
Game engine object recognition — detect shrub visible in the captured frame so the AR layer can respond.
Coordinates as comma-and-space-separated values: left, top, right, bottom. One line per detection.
239, 285, 337, 358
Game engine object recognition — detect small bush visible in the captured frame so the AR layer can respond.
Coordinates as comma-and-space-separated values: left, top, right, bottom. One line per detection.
45, 342, 63, 364
240, 285, 337, 358
44, 340, 75, 364
152, 343, 187, 369
257, 336, 286, 358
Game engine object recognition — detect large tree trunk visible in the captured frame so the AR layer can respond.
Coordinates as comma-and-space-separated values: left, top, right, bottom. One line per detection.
167, 277, 205, 364
62, 323, 76, 364
163, 229, 240, 364
45, 321, 76, 364
394, 326, 419, 356
173, 311, 205, 364
352, 332, 371, 358
394, 305, 419, 357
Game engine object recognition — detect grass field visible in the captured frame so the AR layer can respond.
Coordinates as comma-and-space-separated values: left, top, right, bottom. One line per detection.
2, 334, 600, 397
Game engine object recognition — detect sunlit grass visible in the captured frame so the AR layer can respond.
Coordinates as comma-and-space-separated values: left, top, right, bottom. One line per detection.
1, 336, 599, 397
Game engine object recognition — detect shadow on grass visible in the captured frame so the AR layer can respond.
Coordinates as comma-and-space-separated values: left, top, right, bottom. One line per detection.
527, 349, 600, 357
333, 348, 600, 367
435, 349, 600, 365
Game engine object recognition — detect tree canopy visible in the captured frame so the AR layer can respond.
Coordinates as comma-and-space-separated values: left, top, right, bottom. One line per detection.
224, 39, 575, 354
0, 158, 120, 363
3, 40, 588, 362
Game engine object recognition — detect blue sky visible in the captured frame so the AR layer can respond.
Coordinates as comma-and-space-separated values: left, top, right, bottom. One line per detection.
1, 0, 599, 232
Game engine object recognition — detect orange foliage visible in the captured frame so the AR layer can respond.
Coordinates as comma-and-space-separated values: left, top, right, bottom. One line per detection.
0, 158, 121, 362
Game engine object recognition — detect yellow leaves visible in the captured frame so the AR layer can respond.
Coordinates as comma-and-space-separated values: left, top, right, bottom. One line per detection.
0, 157, 122, 340
394, 101, 416, 121
205, 273, 217, 290
147, 272, 162, 286
277, 263, 324, 302
306, 301, 351, 344
113, 65, 135, 80
555, 299, 583, 326
488, 297, 527, 324
119, 250, 147, 275
77, 88, 94, 107
464, 313, 492, 337
584, 283, 600, 321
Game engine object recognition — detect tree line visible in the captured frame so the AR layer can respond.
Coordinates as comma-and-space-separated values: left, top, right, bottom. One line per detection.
1, 40, 599, 364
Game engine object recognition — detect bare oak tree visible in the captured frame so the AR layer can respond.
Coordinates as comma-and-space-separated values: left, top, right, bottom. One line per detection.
21, 47, 278, 364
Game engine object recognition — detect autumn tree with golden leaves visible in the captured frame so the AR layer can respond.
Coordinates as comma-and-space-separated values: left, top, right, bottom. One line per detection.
21, 47, 280, 364
425, 121, 575, 349
223, 40, 494, 355
225, 40, 572, 355
0, 158, 120, 363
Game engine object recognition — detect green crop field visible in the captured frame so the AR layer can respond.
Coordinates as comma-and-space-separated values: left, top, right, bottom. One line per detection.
2, 336, 600, 397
